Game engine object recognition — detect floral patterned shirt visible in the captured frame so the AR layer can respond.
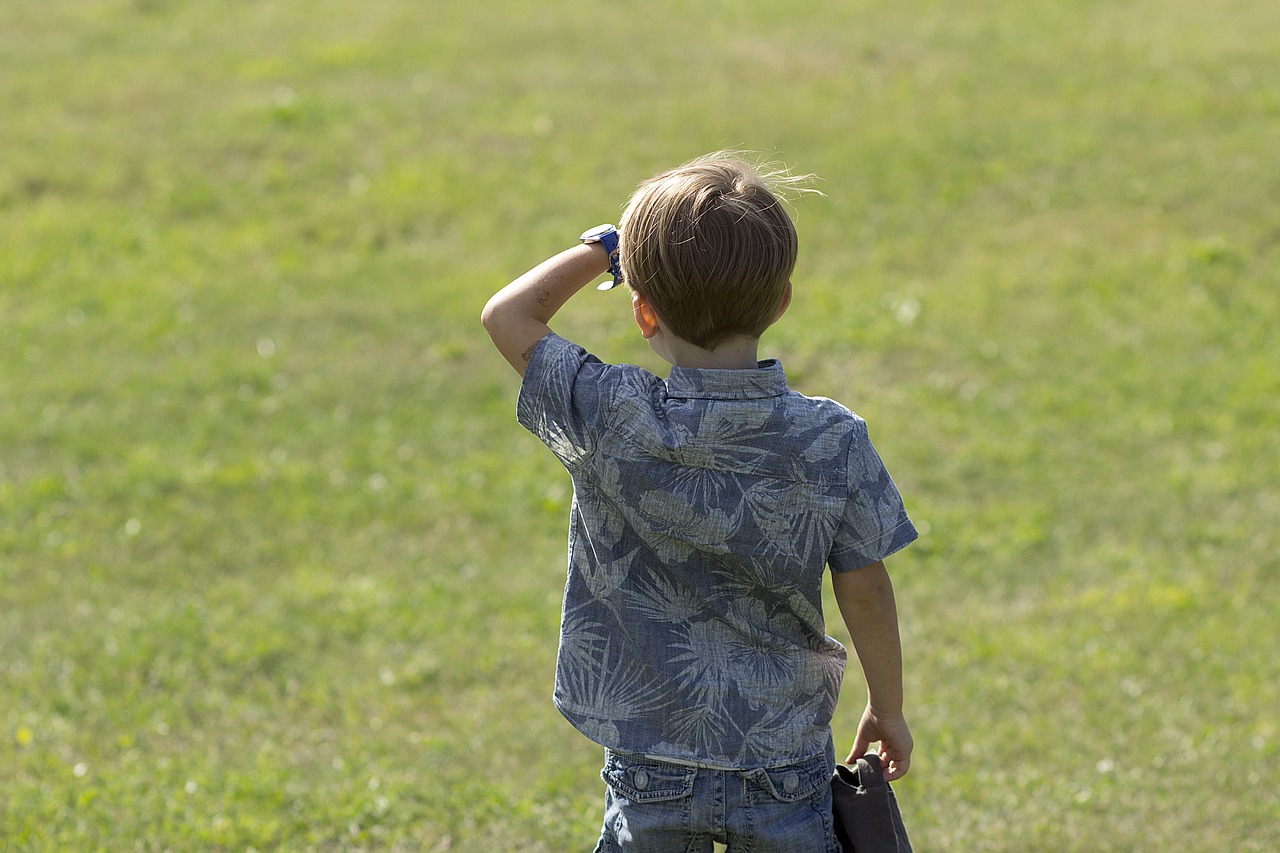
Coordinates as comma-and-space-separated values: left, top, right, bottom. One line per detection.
517, 333, 917, 768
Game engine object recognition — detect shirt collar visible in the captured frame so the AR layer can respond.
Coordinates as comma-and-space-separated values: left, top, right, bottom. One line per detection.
665, 360, 789, 401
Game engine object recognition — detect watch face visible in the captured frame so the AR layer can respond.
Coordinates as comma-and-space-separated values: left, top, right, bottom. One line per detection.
580, 224, 615, 242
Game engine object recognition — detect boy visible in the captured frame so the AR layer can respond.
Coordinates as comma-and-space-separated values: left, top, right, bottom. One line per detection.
482, 153, 917, 851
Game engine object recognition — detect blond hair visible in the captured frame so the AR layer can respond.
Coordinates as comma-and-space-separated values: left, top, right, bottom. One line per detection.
619, 152, 816, 351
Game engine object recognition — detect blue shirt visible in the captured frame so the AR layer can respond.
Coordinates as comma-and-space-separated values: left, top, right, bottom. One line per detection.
517, 333, 917, 768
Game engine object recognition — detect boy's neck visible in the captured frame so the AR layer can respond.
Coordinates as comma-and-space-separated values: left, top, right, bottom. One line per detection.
660, 333, 762, 370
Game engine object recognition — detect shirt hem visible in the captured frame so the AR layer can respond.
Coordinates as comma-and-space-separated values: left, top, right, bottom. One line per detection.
555, 697, 833, 772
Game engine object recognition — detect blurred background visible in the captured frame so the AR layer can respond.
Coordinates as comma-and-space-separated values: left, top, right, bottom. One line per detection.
2, 0, 1276, 848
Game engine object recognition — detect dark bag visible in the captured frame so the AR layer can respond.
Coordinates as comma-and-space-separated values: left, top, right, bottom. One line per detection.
831, 753, 912, 853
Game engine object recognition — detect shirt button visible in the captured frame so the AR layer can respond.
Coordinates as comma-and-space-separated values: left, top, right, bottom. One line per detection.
782, 772, 799, 794
634, 769, 650, 790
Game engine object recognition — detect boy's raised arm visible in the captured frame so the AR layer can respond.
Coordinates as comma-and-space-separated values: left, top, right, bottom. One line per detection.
832, 560, 914, 781
481, 243, 610, 376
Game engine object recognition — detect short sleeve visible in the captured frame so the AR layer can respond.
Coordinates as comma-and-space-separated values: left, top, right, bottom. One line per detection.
516, 333, 616, 469
828, 420, 918, 572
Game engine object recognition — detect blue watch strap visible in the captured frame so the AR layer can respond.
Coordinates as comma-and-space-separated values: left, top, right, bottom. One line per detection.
580, 224, 625, 290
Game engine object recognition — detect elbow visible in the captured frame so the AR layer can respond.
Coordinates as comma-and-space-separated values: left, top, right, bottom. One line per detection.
480, 295, 502, 335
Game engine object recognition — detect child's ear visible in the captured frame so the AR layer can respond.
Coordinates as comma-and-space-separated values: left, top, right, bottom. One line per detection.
632, 291, 661, 340
773, 282, 793, 323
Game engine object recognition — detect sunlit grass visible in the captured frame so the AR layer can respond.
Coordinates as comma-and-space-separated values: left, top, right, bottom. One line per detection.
2, 0, 1277, 849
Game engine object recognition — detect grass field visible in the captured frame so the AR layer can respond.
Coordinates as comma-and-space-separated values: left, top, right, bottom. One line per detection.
3, 0, 1277, 849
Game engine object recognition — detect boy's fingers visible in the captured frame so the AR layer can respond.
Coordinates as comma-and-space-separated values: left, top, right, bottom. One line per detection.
877, 733, 912, 781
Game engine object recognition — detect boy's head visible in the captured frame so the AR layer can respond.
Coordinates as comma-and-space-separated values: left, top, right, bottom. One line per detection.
620, 153, 810, 351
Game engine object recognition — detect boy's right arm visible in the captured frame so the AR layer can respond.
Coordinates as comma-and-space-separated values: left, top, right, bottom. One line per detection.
832, 560, 914, 781
481, 243, 610, 376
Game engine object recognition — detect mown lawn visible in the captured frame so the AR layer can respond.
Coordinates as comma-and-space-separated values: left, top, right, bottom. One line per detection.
2, 0, 1276, 849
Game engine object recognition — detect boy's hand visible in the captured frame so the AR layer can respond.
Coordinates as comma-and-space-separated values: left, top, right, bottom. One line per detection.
847, 703, 913, 782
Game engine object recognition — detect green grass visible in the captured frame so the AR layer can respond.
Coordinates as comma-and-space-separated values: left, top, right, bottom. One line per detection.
3, 0, 1277, 849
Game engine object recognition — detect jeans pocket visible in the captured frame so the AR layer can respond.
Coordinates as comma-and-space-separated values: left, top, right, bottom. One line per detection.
749, 753, 830, 804
601, 753, 697, 804
741, 755, 839, 853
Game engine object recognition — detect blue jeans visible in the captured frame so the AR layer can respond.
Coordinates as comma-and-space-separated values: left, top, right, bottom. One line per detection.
593, 750, 840, 853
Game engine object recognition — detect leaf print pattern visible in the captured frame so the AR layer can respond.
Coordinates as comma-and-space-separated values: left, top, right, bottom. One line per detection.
576, 545, 638, 602
637, 488, 742, 557
518, 334, 917, 767
743, 476, 841, 566
621, 571, 707, 625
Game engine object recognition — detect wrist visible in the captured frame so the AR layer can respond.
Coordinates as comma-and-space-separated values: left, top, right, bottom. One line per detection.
571, 243, 611, 287
578, 239, 612, 266
867, 701, 905, 721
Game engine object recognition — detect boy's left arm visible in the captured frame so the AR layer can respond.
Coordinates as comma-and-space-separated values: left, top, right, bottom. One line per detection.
833, 560, 913, 781
481, 243, 610, 376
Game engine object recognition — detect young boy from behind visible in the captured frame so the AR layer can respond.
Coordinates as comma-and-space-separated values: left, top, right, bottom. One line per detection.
482, 153, 918, 852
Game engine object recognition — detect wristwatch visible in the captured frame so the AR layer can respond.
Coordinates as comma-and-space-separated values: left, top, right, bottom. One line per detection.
580, 224, 625, 291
